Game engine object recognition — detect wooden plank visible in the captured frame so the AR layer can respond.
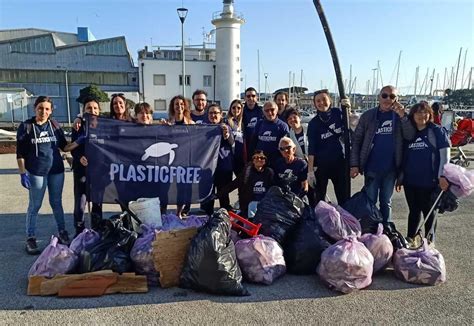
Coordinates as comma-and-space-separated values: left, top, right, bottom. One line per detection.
152, 227, 197, 288
58, 275, 118, 297
105, 274, 148, 294
27, 276, 46, 296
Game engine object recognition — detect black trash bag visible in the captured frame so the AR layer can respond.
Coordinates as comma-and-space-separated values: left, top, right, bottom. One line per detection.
342, 190, 383, 234
79, 216, 138, 273
433, 189, 459, 214
253, 186, 305, 244
180, 209, 249, 296
383, 222, 408, 251
283, 204, 331, 274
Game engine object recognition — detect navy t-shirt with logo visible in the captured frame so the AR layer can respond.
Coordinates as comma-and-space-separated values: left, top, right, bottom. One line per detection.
403, 125, 450, 188
254, 118, 289, 161
307, 108, 344, 166
242, 105, 263, 147
273, 157, 308, 195
295, 129, 306, 155
365, 110, 395, 174
191, 111, 209, 124
16, 118, 67, 176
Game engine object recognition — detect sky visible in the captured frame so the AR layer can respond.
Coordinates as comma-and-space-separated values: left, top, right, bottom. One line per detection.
1, 0, 473, 95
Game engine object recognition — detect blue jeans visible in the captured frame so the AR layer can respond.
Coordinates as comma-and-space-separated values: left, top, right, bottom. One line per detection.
26, 173, 65, 237
364, 170, 397, 223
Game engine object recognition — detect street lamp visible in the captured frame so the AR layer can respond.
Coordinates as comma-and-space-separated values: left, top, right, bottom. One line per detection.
177, 7, 188, 98
57, 66, 71, 125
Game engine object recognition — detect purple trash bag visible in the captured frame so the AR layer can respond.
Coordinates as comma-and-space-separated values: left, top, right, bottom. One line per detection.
69, 229, 100, 255
442, 163, 474, 198
161, 214, 207, 231
230, 229, 242, 244
359, 224, 393, 273
130, 224, 159, 286
28, 236, 78, 277
235, 235, 286, 285
317, 236, 374, 294
315, 201, 362, 241
393, 239, 446, 286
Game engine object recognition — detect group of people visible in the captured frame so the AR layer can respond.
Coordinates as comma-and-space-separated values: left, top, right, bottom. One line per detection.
16, 85, 450, 254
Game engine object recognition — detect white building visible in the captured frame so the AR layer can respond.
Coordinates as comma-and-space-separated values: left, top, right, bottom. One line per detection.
139, 46, 217, 111
139, 0, 244, 111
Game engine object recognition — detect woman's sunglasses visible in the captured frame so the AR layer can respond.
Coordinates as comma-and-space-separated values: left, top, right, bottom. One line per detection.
279, 145, 293, 151
253, 156, 266, 161
381, 93, 396, 100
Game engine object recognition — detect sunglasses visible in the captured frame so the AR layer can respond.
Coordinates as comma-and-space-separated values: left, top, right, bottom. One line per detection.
246, 94, 256, 98
381, 93, 396, 100
111, 93, 124, 97
279, 145, 293, 151
264, 108, 276, 112
208, 111, 221, 115
253, 156, 266, 161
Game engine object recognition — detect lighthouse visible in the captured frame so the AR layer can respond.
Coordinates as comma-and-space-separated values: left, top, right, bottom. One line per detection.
212, 0, 245, 110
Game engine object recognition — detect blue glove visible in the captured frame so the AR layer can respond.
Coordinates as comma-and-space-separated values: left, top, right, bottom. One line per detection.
20, 173, 31, 189
75, 134, 86, 145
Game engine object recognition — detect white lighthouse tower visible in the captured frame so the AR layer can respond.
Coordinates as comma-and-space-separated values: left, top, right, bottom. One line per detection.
211, 0, 245, 109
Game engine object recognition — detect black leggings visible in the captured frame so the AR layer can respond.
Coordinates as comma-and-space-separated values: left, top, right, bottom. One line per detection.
73, 170, 102, 231
404, 185, 437, 241
201, 170, 234, 215
314, 158, 348, 205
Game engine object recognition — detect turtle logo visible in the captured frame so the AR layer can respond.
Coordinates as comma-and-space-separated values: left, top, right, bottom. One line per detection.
263, 131, 272, 136
248, 117, 258, 128
39, 131, 49, 138
381, 120, 392, 127
141, 142, 179, 165
328, 123, 336, 130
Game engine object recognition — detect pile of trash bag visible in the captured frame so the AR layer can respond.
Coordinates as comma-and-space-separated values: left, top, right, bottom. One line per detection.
161, 214, 207, 231
180, 209, 249, 296
442, 163, 474, 198
341, 190, 383, 234
235, 235, 286, 285
359, 224, 393, 273
79, 216, 138, 274
393, 239, 446, 286
317, 236, 374, 294
253, 186, 305, 244
283, 204, 331, 275
28, 236, 77, 277
314, 201, 361, 241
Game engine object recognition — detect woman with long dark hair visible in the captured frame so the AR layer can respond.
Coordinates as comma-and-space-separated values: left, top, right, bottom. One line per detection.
16, 96, 70, 254
397, 101, 450, 244
226, 99, 246, 176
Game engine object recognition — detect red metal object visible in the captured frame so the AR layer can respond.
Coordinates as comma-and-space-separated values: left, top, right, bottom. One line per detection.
228, 211, 261, 237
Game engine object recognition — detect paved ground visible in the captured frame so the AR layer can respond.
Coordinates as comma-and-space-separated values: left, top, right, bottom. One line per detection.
0, 153, 472, 325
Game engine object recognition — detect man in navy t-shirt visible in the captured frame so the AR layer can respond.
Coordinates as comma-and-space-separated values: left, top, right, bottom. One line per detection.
274, 137, 308, 196
190, 89, 209, 124
350, 85, 415, 223
242, 87, 263, 156
249, 101, 289, 166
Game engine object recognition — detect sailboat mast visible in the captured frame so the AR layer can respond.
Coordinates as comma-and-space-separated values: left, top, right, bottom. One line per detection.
395, 50, 402, 89
461, 48, 468, 89
257, 49, 261, 97
414, 66, 419, 96
454, 47, 462, 90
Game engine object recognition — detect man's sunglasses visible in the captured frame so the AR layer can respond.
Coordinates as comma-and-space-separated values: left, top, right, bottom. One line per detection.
253, 156, 266, 160
279, 145, 293, 151
381, 93, 396, 100
246, 94, 257, 98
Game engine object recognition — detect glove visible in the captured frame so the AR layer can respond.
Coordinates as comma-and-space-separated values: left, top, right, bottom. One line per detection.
340, 98, 351, 109
307, 171, 316, 188
20, 173, 31, 189
75, 134, 86, 145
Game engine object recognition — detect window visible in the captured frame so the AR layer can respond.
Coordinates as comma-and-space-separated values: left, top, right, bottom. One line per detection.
154, 100, 167, 111
203, 75, 212, 87
179, 75, 191, 86
236, 44, 240, 49
236, 56, 240, 62
153, 74, 166, 85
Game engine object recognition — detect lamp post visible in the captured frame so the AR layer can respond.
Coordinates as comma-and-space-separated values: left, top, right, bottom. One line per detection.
57, 66, 71, 125
177, 7, 188, 98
